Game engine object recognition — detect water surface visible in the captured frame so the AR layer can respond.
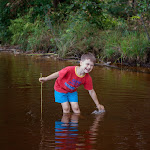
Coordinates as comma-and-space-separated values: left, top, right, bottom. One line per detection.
0, 53, 150, 150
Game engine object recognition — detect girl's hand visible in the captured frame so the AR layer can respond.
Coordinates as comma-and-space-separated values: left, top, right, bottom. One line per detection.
39, 77, 47, 83
97, 104, 105, 111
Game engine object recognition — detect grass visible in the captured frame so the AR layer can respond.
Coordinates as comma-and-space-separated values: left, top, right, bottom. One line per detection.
101, 30, 150, 64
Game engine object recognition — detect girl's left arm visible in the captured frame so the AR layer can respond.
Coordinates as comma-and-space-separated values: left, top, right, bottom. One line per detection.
88, 89, 105, 111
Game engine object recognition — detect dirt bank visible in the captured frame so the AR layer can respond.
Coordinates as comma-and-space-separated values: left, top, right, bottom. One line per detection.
1, 46, 150, 74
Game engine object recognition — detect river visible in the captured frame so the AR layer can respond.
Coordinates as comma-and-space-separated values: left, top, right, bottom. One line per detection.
0, 52, 150, 150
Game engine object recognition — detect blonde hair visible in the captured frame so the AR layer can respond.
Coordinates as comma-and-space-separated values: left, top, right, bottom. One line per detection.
81, 53, 96, 63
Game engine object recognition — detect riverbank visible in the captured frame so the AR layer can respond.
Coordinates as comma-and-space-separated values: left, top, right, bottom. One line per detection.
1, 45, 150, 74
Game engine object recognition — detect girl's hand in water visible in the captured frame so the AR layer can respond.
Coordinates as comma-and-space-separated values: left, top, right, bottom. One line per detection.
97, 104, 105, 111
92, 104, 105, 114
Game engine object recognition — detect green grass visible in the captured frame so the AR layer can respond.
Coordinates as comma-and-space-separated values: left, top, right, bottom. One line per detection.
101, 30, 150, 64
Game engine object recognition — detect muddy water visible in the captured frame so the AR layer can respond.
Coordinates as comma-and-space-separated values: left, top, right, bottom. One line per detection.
0, 53, 150, 150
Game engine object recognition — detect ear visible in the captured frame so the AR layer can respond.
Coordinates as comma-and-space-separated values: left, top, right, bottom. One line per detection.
80, 61, 82, 66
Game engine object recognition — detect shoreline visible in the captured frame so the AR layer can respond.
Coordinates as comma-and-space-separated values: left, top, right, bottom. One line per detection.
0, 46, 150, 74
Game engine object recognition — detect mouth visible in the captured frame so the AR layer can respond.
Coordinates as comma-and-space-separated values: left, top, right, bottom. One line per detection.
85, 68, 90, 72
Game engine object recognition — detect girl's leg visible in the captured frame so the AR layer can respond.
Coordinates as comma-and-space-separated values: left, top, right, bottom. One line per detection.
61, 102, 70, 113
70, 102, 80, 114
61, 113, 70, 123
71, 113, 80, 123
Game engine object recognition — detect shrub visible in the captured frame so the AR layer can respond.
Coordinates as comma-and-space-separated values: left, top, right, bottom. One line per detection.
9, 12, 34, 50
101, 30, 150, 63
53, 12, 102, 57
9, 9, 52, 51
27, 16, 52, 51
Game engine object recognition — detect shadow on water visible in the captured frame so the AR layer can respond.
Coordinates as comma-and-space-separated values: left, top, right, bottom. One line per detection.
0, 53, 150, 150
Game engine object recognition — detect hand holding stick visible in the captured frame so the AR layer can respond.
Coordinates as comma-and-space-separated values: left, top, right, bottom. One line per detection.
40, 73, 43, 119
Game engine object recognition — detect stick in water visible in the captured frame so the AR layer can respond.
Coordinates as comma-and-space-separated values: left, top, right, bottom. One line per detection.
40, 73, 43, 118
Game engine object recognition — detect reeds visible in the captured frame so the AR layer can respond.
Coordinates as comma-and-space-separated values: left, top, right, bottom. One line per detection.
101, 30, 149, 64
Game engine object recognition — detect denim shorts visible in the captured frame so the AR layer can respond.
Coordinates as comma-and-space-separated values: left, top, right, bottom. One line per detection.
54, 90, 78, 103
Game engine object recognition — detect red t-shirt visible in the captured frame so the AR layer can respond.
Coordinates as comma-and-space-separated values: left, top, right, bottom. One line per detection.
54, 66, 93, 93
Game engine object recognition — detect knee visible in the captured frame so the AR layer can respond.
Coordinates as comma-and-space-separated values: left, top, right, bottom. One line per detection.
63, 105, 70, 113
73, 109, 80, 114
61, 102, 70, 113
72, 105, 80, 114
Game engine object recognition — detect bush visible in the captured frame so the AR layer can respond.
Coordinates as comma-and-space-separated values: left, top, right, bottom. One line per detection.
9, 12, 34, 50
53, 12, 103, 57
101, 30, 150, 64
27, 16, 52, 51
9, 9, 52, 51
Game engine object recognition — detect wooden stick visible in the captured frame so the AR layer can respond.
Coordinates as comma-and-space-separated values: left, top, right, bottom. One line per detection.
40, 73, 43, 119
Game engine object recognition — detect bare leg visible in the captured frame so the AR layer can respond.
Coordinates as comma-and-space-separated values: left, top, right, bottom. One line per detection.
70, 102, 80, 114
71, 113, 80, 123
61, 102, 70, 113
61, 113, 71, 123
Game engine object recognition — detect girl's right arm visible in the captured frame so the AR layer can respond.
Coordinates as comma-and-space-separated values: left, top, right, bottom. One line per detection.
39, 71, 59, 83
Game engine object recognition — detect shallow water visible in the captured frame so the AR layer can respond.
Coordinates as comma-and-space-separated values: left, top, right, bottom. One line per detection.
0, 53, 150, 150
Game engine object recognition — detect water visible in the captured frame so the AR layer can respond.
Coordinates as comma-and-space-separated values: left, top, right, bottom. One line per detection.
0, 53, 150, 150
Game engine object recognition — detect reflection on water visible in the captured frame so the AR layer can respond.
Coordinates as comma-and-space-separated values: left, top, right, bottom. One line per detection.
39, 113, 104, 150
55, 113, 104, 149
55, 114, 79, 149
0, 53, 150, 150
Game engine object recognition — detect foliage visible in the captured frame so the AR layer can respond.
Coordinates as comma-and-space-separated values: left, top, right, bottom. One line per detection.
0, 0, 11, 42
9, 10, 33, 50
0, 0, 52, 43
28, 20, 52, 51
9, 9, 52, 51
52, 12, 102, 57
106, 0, 150, 18
102, 30, 150, 63
0, 0, 150, 64
50, 0, 117, 29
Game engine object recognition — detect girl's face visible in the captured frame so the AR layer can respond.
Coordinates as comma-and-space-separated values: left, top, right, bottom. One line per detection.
80, 59, 94, 74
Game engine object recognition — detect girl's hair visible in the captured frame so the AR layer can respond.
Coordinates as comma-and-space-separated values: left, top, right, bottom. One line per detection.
81, 53, 96, 63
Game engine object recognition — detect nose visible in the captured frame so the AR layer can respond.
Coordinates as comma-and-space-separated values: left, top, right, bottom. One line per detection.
87, 65, 91, 69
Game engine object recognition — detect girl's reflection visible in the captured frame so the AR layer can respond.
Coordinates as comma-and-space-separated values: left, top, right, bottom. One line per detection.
55, 113, 104, 149
55, 113, 79, 149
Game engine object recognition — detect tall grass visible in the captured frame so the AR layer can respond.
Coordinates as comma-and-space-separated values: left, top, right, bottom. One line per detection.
101, 30, 150, 64
52, 13, 103, 58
